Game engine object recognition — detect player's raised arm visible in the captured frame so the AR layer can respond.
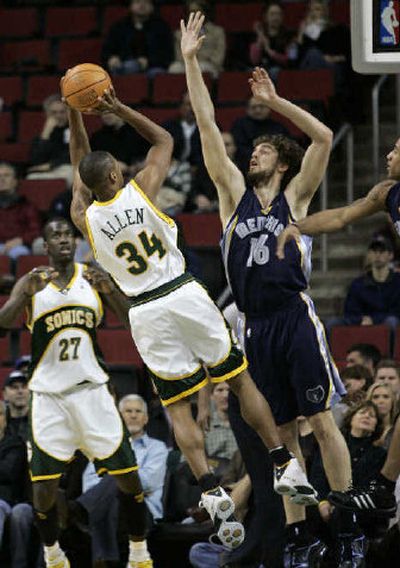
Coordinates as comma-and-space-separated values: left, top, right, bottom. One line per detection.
93, 87, 173, 202
249, 67, 332, 206
181, 12, 246, 227
276, 179, 394, 259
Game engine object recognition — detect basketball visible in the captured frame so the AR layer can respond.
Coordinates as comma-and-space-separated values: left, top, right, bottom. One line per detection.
61, 63, 112, 112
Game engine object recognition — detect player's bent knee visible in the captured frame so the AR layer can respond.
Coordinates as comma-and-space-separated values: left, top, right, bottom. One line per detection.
114, 470, 143, 495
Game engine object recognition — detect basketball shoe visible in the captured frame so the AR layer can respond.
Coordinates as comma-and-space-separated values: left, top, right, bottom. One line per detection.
199, 486, 245, 549
328, 480, 397, 517
44, 548, 70, 568
127, 561, 153, 568
274, 457, 318, 506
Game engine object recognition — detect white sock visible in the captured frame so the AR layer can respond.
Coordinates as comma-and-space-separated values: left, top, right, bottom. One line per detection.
129, 540, 150, 561
44, 542, 61, 558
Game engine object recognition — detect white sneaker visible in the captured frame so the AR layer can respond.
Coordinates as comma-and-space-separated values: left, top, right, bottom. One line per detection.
199, 486, 245, 549
44, 548, 70, 568
274, 457, 318, 506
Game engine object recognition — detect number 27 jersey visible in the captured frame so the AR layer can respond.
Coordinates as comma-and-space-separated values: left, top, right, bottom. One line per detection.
85, 179, 185, 296
221, 189, 313, 316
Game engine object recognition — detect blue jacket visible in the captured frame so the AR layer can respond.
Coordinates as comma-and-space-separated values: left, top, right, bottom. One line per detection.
344, 270, 400, 324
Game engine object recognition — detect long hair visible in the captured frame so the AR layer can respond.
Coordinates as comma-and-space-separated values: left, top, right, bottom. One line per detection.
253, 134, 305, 189
366, 383, 397, 426
342, 400, 384, 443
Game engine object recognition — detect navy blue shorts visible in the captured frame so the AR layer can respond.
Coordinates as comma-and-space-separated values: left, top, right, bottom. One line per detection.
245, 293, 345, 426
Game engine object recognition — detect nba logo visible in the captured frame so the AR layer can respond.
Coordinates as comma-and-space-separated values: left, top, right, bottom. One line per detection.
380, 0, 400, 45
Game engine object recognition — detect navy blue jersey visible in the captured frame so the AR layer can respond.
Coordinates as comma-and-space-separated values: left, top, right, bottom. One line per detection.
221, 189, 312, 316
386, 182, 400, 235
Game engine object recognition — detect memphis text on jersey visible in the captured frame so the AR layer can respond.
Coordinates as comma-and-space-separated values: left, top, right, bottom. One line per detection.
235, 214, 284, 239
100, 208, 144, 241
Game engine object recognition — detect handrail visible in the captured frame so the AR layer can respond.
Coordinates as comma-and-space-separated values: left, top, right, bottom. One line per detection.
372, 75, 388, 183
320, 123, 354, 272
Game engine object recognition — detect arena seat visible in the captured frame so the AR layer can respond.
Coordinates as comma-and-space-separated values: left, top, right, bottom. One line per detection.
16, 256, 48, 280
392, 329, 400, 361
0, 337, 12, 366
0, 113, 12, 143
330, 325, 391, 361
0, 257, 10, 276
139, 107, 178, 124
215, 3, 262, 33
331, 0, 350, 25
112, 76, 148, 105
159, 4, 185, 30
58, 39, 102, 71
82, 114, 103, 137
46, 7, 98, 37
97, 329, 143, 367
282, 2, 307, 30
18, 330, 31, 358
217, 71, 252, 103
0, 144, 30, 164
103, 308, 124, 329
277, 69, 334, 107
102, 5, 127, 34
152, 73, 211, 104
0, 367, 13, 390
270, 110, 304, 139
0, 296, 24, 329
215, 106, 246, 131
0, 77, 23, 106
18, 111, 45, 144
26, 76, 62, 107
176, 213, 221, 247
0, 8, 39, 38
18, 179, 66, 213
0, 40, 51, 72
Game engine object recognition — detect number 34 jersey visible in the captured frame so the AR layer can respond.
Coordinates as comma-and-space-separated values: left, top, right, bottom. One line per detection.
27, 263, 108, 394
221, 190, 313, 316
85, 179, 185, 296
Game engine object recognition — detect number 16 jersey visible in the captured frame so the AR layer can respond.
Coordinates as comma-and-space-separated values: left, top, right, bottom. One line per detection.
221, 190, 313, 316
85, 179, 185, 296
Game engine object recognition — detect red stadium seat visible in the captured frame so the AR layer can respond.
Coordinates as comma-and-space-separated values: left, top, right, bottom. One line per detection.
16, 256, 48, 280
0, 77, 23, 106
18, 179, 66, 213
159, 4, 184, 30
112, 76, 148, 105
270, 110, 304, 139
176, 213, 222, 247
104, 308, 124, 329
0, 40, 51, 71
282, 2, 307, 30
0, 113, 12, 143
217, 71, 251, 103
330, 325, 391, 361
0, 8, 39, 38
215, 3, 262, 33
0, 144, 30, 163
0, 295, 24, 329
18, 330, 31, 358
0, 257, 10, 276
102, 5, 127, 34
0, 367, 13, 391
216, 106, 246, 131
46, 7, 98, 37
139, 107, 178, 124
26, 76, 62, 108
97, 329, 143, 367
277, 69, 334, 107
392, 329, 400, 360
152, 73, 212, 104
83, 114, 103, 137
58, 39, 102, 71
0, 337, 12, 365
18, 111, 45, 144
331, 0, 350, 26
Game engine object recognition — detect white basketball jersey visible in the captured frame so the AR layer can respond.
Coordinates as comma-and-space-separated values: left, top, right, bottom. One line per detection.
85, 179, 185, 296
27, 263, 108, 393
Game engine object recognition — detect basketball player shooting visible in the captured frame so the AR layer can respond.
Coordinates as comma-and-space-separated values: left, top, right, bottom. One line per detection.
65, 81, 319, 550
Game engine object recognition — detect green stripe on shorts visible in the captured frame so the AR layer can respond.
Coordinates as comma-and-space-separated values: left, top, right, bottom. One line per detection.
207, 342, 247, 382
149, 366, 208, 406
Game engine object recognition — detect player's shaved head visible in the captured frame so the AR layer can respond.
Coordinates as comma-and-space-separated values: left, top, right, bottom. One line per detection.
79, 151, 115, 190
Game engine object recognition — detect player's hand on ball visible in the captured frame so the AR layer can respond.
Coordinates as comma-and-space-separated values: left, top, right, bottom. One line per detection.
249, 67, 278, 105
276, 224, 301, 260
86, 86, 119, 115
24, 267, 58, 297
83, 265, 115, 294
180, 11, 206, 59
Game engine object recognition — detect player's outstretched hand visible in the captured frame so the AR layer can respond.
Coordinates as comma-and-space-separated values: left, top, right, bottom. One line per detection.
23, 267, 58, 297
249, 67, 278, 105
85, 86, 119, 115
83, 265, 115, 294
276, 224, 301, 260
181, 11, 206, 59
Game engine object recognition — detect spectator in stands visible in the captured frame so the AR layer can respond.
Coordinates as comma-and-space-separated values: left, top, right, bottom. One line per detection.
367, 383, 397, 448
156, 149, 192, 217
162, 92, 202, 166
3, 370, 29, 442
297, 0, 329, 60
0, 162, 41, 260
249, 1, 298, 81
0, 400, 38, 567
187, 132, 237, 213
78, 394, 168, 564
169, 0, 226, 78
102, 0, 173, 77
205, 382, 238, 461
374, 360, 400, 402
343, 237, 400, 332
90, 112, 150, 175
346, 343, 382, 375
332, 366, 372, 428
231, 97, 289, 173
27, 95, 73, 187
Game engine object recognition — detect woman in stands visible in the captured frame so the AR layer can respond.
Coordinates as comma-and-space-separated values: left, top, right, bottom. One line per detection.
367, 383, 398, 449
